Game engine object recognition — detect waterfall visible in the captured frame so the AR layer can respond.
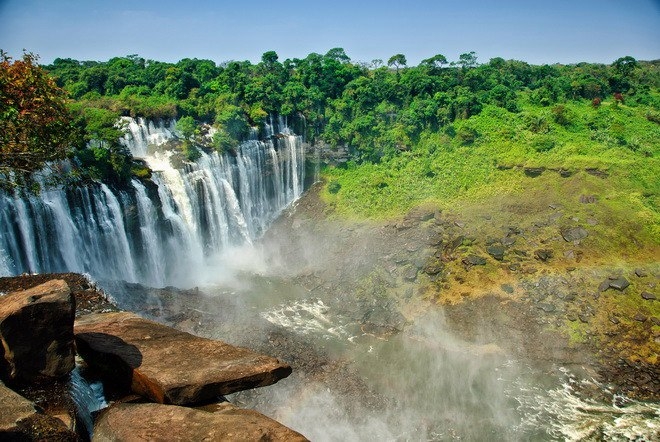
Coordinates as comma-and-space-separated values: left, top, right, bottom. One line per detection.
0, 117, 306, 287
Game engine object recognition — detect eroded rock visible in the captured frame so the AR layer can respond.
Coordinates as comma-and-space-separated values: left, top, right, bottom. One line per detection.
94, 402, 308, 441
0, 280, 75, 383
75, 312, 292, 405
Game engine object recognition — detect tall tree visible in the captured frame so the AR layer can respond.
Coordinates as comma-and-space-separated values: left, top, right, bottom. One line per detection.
388, 54, 407, 73
457, 51, 478, 69
420, 54, 448, 71
0, 51, 76, 189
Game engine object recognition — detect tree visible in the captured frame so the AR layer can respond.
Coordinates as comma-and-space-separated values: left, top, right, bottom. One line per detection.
325, 48, 350, 63
0, 51, 76, 190
175, 116, 201, 161
388, 54, 407, 73
610, 56, 638, 93
420, 54, 448, 71
261, 51, 279, 66
612, 56, 638, 78
176, 115, 197, 140
456, 51, 478, 69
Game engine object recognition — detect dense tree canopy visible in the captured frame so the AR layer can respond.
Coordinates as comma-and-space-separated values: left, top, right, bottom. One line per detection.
1, 47, 658, 190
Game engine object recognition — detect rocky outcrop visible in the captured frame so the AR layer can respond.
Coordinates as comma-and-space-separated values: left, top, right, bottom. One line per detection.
93, 402, 308, 441
74, 312, 292, 405
0, 280, 75, 383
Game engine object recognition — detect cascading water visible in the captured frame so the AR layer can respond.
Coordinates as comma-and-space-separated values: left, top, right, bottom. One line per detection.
0, 117, 306, 287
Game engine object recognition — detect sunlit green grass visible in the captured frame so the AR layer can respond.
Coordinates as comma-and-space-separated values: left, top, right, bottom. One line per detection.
322, 99, 660, 241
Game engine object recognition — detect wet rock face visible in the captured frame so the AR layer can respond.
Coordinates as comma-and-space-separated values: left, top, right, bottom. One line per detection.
94, 402, 309, 442
74, 312, 292, 405
0, 280, 75, 383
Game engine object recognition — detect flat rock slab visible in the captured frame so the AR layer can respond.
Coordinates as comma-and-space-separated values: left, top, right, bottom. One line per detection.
0, 279, 75, 383
75, 312, 292, 405
94, 402, 308, 441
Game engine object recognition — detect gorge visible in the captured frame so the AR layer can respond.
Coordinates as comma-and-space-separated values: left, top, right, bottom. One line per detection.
2, 116, 658, 440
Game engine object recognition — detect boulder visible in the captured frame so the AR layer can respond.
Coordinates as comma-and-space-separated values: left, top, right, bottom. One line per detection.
641, 292, 656, 301
608, 277, 630, 291
0, 381, 75, 440
524, 167, 545, 178
74, 312, 292, 405
0, 381, 36, 435
486, 245, 506, 261
94, 402, 308, 441
0, 280, 75, 383
423, 260, 444, 275
561, 227, 588, 242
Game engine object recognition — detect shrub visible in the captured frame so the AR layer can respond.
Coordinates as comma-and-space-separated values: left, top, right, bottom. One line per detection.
327, 180, 341, 194
551, 105, 571, 126
532, 135, 556, 152
456, 126, 478, 145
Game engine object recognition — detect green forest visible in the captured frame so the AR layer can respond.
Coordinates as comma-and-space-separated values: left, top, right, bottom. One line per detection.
1, 49, 659, 225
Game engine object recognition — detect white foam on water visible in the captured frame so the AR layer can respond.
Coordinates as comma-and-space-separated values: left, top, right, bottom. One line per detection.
260, 299, 355, 341
513, 368, 660, 441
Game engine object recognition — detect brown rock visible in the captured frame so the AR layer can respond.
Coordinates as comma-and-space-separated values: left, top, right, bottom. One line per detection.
0, 382, 75, 441
534, 249, 553, 262
15, 414, 77, 441
75, 312, 292, 405
641, 292, 656, 301
94, 402, 308, 442
633, 313, 648, 323
0, 381, 36, 436
0, 280, 75, 383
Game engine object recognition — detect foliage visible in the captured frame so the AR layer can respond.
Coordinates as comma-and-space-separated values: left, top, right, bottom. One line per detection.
67, 105, 134, 185
322, 95, 660, 224
1, 48, 658, 197
0, 51, 76, 190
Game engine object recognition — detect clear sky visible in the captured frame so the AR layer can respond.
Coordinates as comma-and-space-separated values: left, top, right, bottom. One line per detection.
1, 0, 658, 66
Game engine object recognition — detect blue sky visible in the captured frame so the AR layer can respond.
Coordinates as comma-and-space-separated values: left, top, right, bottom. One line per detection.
1, 0, 658, 65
